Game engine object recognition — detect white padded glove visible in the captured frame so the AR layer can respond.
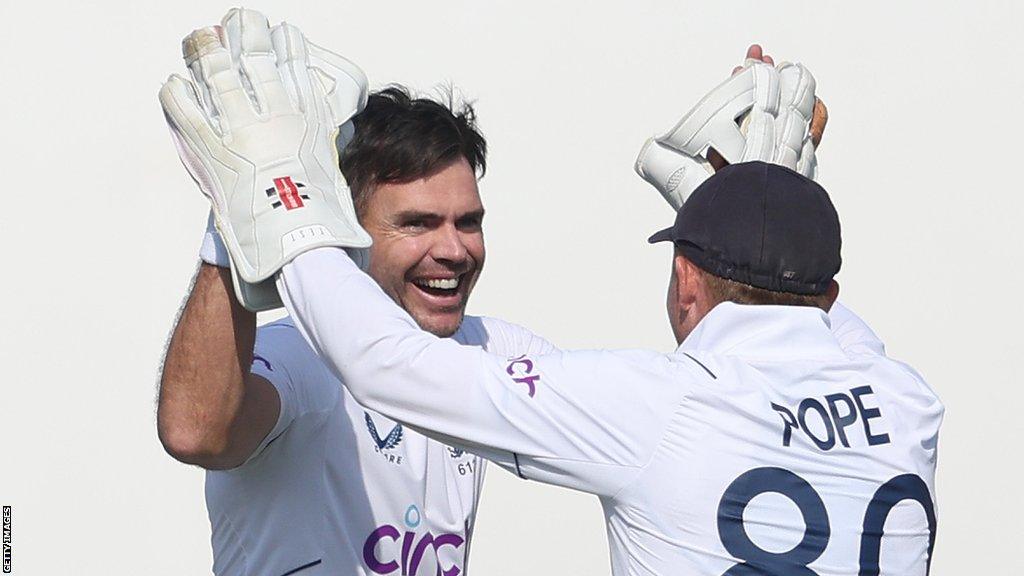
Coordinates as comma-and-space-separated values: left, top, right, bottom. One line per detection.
199, 208, 370, 312
161, 8, 370, 311
635, 60, 818, 211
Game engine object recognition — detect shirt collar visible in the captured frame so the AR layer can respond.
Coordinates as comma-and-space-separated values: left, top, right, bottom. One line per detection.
677, 302, 845, 360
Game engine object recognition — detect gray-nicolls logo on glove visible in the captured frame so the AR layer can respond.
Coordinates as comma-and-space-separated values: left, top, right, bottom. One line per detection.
266, 177, 309, 210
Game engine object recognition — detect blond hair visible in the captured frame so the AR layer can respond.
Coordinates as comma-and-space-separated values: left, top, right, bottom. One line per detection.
698, 269, 832, 311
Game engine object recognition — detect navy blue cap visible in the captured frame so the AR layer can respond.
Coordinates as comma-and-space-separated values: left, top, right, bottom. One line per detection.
648, 161, 841, 295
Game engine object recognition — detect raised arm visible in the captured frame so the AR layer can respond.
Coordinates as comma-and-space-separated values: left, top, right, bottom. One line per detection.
155, 7, 370, 469
157, 255, 280, 470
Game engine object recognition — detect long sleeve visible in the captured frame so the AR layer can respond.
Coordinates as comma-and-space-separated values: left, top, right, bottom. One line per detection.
277, 248, 693, 496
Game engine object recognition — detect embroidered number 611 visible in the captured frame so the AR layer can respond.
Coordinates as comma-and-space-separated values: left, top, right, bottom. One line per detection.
716, 467, 937, 575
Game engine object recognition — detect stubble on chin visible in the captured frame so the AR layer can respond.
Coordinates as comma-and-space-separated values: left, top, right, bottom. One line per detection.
419, 309, 465, 338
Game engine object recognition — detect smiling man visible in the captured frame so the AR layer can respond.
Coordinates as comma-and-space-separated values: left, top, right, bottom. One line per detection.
356, 161, 483, 334
339, 95, 488, 337
157, 26, 553, 572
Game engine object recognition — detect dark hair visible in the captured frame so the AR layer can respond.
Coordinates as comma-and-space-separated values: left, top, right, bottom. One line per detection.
339, 85, 487, 215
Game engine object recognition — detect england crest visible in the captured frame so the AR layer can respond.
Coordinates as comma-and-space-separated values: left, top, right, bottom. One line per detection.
364, 412, 403, 451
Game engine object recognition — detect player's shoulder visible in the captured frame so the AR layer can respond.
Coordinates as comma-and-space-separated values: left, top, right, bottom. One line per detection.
254, 316, 311, 361
457, 314, 524, 344
255, 315, 302, 342
255, 315, 323, 354
456, 315, 556, 356
867, 354, 944, 417
565, 347, 715, 393
253, 316, 337, 389
828, 301, 888, 356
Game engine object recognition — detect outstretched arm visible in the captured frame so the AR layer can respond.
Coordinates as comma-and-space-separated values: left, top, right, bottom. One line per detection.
278, 248, 693, 496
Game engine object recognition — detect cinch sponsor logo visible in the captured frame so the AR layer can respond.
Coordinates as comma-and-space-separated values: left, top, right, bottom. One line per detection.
365, 412, 404, 465
362, 505, 465, 576
505, 355, 540, 398
266, 176, 309, 210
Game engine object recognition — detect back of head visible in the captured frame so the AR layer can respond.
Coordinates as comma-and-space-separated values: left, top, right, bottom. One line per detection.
693, 260, 835, 312
339, 85, 487, 214
650, 162, 843, 341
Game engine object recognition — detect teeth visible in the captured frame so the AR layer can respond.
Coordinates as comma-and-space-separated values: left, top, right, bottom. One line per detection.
419, 278, 459, 290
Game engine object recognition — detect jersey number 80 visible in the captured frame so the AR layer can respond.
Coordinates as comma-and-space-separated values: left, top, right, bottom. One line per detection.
716, 467, 937, 575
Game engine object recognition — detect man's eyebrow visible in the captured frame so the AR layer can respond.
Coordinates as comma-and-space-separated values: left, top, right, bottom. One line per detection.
392, 209, 486, 221
393, 210, 442, 221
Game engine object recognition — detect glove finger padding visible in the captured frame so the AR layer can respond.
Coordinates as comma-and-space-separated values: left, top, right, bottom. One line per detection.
268, 20, 369, 251
222, 8, 294, 118
642, 62, 780, 207
796, 137, 817, 179
183, 27, 262, 133
161, 8, 372, 312
307, 40, 369, 128
270, 23, 326, 121
738, 62, 780, 163
634, 138, 712, 211
224, 18, 370, 312
636, 60, 820, 211
657, 64, 769, 163
181, 28, 228, 133
160, 74, 224, 210
776, 62, 818, 178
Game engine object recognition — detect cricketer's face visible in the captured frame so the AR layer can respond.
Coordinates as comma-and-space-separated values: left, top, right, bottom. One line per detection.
360, 157, 485, 338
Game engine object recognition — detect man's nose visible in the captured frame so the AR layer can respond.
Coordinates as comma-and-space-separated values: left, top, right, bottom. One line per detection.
431, 224, 469, 264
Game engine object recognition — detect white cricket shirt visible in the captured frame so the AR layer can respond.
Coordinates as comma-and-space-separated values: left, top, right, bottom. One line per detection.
205, 315, 553, 576
278, 248, 944, 576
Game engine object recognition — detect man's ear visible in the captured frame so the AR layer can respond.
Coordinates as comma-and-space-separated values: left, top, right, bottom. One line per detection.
823, 280, 840, 310
673, 252, 700, 306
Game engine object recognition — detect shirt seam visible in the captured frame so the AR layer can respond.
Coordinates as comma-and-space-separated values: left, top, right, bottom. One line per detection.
608, 388, 694, 501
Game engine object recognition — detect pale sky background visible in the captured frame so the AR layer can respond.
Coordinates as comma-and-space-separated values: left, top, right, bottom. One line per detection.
0, 0, 1020, 574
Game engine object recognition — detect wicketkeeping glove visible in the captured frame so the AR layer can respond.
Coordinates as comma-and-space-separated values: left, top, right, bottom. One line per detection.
161, 8, 370, 310
635, 60, 819, 211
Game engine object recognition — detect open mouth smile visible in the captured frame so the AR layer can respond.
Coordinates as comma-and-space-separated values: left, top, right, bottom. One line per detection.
410, 274, 467, 302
